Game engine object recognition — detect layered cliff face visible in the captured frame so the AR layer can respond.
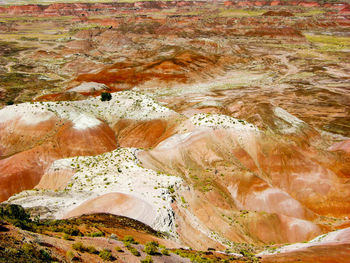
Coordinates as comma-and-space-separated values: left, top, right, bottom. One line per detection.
0, 1, 349, 262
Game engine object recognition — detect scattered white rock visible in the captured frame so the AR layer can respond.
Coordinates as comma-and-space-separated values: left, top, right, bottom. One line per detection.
273, 107, 305, 134
190, 113, 258, 131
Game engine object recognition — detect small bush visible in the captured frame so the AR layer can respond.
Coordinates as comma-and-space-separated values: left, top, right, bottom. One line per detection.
0, 204, 33, 231
88, 231, 104, 237
87, 245, 98, 254
66, 250, 75, 261
99, 249, 113, 261
168, 186, 175, 194
72, 242, 85, 252
161, 248, 170, 256
21, 243, 35, 254
1, 204, 30, 221
140, 255, 153, 263
39, 249, 52, 260
144, 242, 159, 255
62, 227, 81, 236
115, 246, 123, 252
123, 235, 138, 244
63, 233, 70, 240
127, 246, 140, 256
101, 92, 112, 102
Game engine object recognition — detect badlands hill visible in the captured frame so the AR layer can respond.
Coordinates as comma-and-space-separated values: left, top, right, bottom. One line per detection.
0, 0, 350, 262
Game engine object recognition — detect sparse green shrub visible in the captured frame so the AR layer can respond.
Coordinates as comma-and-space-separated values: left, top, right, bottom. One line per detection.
87, 245, 98, 254
127, 246, 140, 256
99, 249, 113, 261
115, 246, 123, 252
123, 235, 138, 244
59, 227, 81, 236
72, 242, 85, 252
0, 204, 33, 231
1, 204, 30, 221
39, 249, 52, 260
87, 231, 104, 237
63, 233, 70, 240
101, 92, 112, 102
66, 250, 75, 261
140, 255, 153, 263
161, 248, 170, 255
21, 243, 35, 254
144, 241, 159, 255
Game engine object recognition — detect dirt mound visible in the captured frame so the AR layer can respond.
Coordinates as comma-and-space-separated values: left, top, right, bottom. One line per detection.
65, 40, 94, 52
95, 30, 133, 52
74, 28, 104, 40
64, 193, 156, 227
75, 50, 227, 90
262, 10, 294, 16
